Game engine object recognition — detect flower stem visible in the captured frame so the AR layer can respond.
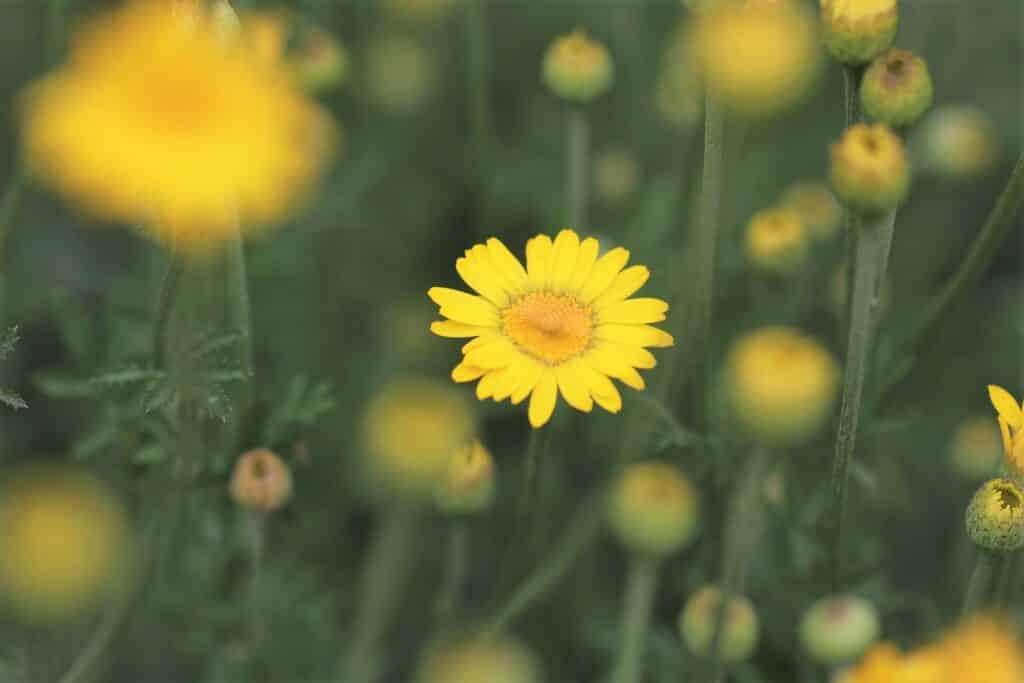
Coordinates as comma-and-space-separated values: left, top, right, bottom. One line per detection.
827, 209, 896, 590
226, 229, 253, 378
610, 557, 660, 683
246, 512, 267, 657
151, 255, 184, 369
435, 521, 470, 625
841, 66, 861, 342
567, 107, 590, 229
463, 0, 494, 210
337, 505, 419, 683
962, 550, 995, 618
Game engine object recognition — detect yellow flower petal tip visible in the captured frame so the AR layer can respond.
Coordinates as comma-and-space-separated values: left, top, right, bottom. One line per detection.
429, 232, 672, 428
988, 385, 1023, 428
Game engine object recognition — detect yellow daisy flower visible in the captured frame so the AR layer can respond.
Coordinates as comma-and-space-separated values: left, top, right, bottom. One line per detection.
988, 385, 1024, 473
428, 229, 673, 429
19, 0, 333, 253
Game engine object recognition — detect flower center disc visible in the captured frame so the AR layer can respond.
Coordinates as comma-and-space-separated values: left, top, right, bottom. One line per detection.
502, 292, 593, 365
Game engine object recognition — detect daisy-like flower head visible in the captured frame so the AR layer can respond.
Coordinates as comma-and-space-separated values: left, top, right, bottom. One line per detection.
19, 0, 334, 253
428, 229, 673, 429
988, 385, 1024, 475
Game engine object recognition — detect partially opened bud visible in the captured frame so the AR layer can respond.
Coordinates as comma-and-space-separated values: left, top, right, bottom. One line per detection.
679, 586, 759, 663
820, 0, 898, 65
861, 49, 933, 128
830, 123, 910, 213
541, 29, 614, 103
229, 449, 293, 513
966, 478, 1024, 552
745, 206, 808, 276
781, 181, 841, 240
435, 440, 496, 516
799, 595, 881, 665
607, 461, 700, 559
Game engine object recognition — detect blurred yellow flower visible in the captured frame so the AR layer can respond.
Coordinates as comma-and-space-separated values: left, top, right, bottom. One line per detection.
417, 634, 544, 683
362, 378, 476, 498
844, 642, 944, 683
949, 416, 1004, 481
782, 181, 841, 240
0, 466, 132, 621
435, 439, 497, 515
919, 106, 1000, 180
19, 0, 333, 253
988, 385, 1024, 474
607, 461, 700, 558
428, 229, 673, 428
366, 33, 437, 114
745, 206, 808, 276
541, 29, 614, 103
688, 0, 821, 118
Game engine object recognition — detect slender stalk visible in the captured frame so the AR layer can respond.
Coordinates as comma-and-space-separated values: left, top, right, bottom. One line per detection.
246, 512, 267, 653
463, 0, 494, 211
567, 107, 590, 228
337, 505, 419, 683
841, 66, 861, 342
0, 167, 28, 285
962, 551, 995, 618
610, 557, 660, 683
226, 229, 253, 377
827, 210, 895, 590
151, 255, 184, 369
435, 522, 469, 625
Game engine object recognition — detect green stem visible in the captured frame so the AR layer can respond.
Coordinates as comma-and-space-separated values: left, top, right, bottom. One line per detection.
0, 167, 28, 290
610, 557, 660, 683
567, 107, 590, 229
246, 512, 267, 656
827, 210, 895, 590
841, 66, 861, 343
961, 550, 995, 618
226, 229, 253, 378
151, 255, 184, 369
337, 505, 419, 683
463, 0, 494, 200
435, 522, 469, 625
47, 0, 72, 65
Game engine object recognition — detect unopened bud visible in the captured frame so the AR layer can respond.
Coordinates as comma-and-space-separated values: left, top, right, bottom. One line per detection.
435, 440, 496, 516
229, 449, 293, 513
799, 595, 881, 665
829, 123, 910, 213
607, 461, 700, 559
679, 585, 759, 663
541, 29, 614, 103
820, 0, 898, 65
965, 478, 1024, 552
861, 49, 933, 128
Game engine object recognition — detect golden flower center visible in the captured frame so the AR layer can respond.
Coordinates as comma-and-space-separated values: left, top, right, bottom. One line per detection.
502, 292, 593, 365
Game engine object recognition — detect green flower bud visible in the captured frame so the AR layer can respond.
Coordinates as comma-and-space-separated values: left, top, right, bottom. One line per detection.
679, 586, 759, 663
744, 206, 809, 276
541, 29, 614, 103
966, 478, 1024, 552
781, 181, 841, 241
417, 634, 544, 683
829, 123, 910, 213
861, 49, 933, 128
919, 106, 1000, 181
820, 0, 898, 65
607, 461, 700, 559
435, 440, 496, 516
799, 595, 881, 665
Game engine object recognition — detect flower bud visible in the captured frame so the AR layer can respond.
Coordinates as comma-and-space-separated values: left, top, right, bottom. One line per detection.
595, 148, 641, 205
919, 106, 1000, 181
966, 478, 1024, 552
0, 466, 132, 621
949, 417, 1003, 482
229, 449, 293, 513
679, 586, 759, 663
820, 0, 898, 65
366, 34, 437, 114
724, 327, 840, 448
745, 206, 808, 276
541, 29, 614, 103
799, 595, 881, 665
781, 181, 841, 240
607, 461, 700, 559
435, 440, 496, 516
861, 49, 932, 128
688, 0, 821, 118
829, 123, 910, 213
417, 634, 544, 683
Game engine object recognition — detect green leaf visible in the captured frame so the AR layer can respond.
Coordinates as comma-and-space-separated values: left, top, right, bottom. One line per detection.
0, 326, 19, 360
33, 371, 97, 398
90, 366, 164, 389
0, 390, 27, 410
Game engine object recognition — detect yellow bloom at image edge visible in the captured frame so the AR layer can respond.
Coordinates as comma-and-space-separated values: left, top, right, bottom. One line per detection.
18, 0, 334, 253
428, 229, 673, 429
0, 466, 132, 621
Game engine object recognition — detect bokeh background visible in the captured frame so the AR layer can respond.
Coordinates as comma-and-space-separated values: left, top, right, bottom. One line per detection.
0, 0, 1021, 681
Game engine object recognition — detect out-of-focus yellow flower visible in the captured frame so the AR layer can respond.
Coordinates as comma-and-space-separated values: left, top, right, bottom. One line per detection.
724, 327, 840, 447
607, 461, 700, 558
949, 416, 1004, 481
679, 585, 759, 663
965, 477, 1024, 552
844, 642, 944, 683
229, 448, 293, 513
417, 633, 544, 683
594, 148, 641, 204
830, 123, 910, 213
435, 440, 496, 515
688, 0, 821, 118
744, 206, 808, 276
384, 0, 456, 23
362, 378, 476, 498
0, 466, 132, 621
19, 0, 334, 254
428, 229, 674, 428
366, 33, 437, 114
988, 385, 1024, 474
919, 106, 1000, 181
940, 616, 1024, 683
782, 181, 841, 240
541, 29, 614, 103
820, 0, 898, 65
244, 12, 349, 94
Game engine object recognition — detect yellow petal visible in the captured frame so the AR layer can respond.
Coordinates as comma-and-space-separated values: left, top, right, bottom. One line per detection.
476, 371, 500, 399
596, 324, 675, 348
586, 347, 646, 390
491, 364, 522, 402
431, 320, 494, 338
575, 360, 622, 414
568, 238, 600, 290
510, 360, 545, 405
452, 362, 486, 383
528, 371, 558, 428
526, 235, 554, 288
486, 238, 529, 292
468, 245, 519, 298
579, 247, 630, 303
989, 385, 1023, 430
596, 341, 657, 369
456, 256, 510, 307
1012, 435, 1024, 474
464, 338, 520, 369
596, 298, 669, 325
548, 229, 580, 291
557, 361, 594, 412
462, 335, 498, 353
999, 416, 1013, 457
592, 266, 650, 308
428, 287, 500, 326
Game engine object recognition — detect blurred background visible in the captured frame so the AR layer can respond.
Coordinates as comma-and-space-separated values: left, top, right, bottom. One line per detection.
0, 0, 1021, 681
